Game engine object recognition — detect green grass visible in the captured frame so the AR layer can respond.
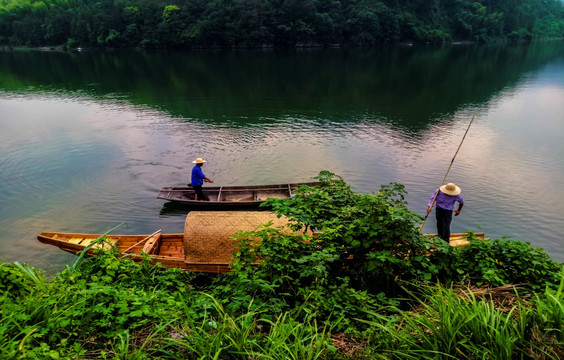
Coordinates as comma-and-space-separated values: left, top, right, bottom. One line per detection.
360, 282, 564, 360
1, 254, 562, 359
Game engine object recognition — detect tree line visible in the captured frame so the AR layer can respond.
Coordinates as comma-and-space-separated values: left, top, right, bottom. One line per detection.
1, 0, 563, 48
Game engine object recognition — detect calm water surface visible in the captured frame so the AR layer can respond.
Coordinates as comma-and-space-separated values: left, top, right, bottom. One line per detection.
1, 43, 563, 272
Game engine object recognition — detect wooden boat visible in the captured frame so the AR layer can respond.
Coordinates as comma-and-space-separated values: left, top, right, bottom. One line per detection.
37, 229, 487, 274
156, 181, 322, 207
37, 211, 296, 273
36, 231, 231, 273
38, 210, 487, 273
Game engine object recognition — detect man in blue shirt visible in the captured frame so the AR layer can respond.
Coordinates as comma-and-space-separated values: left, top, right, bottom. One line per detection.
426, 183, 464, 242
191, 157, 213, 201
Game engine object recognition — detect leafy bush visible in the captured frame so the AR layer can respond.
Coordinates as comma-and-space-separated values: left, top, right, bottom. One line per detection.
259, 171, 431, 293
214, 172, 447, 330
0, 262, 45, 299
0, 247, 203, 358
59, 247, 194, 293
219, 171, 563, 328
454, 237, 563, 291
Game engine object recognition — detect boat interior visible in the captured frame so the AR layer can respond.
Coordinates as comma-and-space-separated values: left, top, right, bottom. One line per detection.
197, 188, 294, 202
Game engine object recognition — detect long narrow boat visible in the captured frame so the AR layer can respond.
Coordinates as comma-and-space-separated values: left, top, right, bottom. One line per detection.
38, 210, 487, 273
36, 231, 230, 273
156, 182, 322, 207
37, 228, 487, 274
37, 211, 297, 273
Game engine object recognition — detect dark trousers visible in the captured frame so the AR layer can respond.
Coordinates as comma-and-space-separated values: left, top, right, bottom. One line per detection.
435, 206, 453, 242
193, 185, 208, 201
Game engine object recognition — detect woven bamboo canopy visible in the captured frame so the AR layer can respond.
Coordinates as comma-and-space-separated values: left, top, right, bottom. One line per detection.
183, 211, 295, 264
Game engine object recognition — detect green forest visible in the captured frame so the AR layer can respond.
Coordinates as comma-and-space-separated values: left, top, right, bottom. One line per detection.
1, 0, 563, 48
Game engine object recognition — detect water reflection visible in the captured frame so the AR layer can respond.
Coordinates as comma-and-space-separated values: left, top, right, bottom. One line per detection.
1, 43, 563, 131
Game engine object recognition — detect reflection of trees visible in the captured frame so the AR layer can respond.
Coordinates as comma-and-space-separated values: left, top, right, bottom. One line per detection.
0, 43, 562, 132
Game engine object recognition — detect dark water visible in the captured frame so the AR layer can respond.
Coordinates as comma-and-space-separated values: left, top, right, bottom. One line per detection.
1, 43, 563, 272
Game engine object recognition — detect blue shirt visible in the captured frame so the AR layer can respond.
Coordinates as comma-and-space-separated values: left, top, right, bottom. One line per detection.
191, 165, 206, 186
428, 189, 464, 211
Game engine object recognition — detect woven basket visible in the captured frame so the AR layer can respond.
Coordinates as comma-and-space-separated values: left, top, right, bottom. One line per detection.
183, 211, 293, 264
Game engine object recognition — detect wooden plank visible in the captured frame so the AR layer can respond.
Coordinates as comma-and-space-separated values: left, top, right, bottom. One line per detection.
67, 238, 86, 244
423, 232, 487, 247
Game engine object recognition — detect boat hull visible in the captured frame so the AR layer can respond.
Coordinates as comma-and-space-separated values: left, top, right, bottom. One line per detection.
36, 232, 231, 273
37, 230, 486, 273
156, 182, 322, 206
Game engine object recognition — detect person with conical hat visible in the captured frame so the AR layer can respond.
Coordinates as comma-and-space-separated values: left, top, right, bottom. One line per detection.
191, 157, 213, 201
426, 183, 464, 242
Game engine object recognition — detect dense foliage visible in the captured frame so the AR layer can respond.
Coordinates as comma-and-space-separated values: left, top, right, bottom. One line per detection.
217, 172, 561, 313
1, 172, 563, 358
0, 0, 563, 48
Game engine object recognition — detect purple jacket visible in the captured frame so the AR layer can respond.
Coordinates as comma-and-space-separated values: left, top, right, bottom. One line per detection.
428, 189, 464, 211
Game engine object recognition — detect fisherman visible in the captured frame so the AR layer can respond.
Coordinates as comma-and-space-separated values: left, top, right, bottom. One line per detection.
191, 157, 213, 201
426, 183, 464, 242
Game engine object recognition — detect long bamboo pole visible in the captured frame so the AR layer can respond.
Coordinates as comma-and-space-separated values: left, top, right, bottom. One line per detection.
418, 111, 477, 232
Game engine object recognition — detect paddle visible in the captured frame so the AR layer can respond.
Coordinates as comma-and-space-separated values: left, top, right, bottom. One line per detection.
419, 111, 477, 232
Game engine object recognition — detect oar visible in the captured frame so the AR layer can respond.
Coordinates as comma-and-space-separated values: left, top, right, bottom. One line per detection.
123, 229, 162, 253
419, 111, 477, 232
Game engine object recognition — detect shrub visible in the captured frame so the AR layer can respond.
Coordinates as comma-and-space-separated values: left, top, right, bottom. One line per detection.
454, 237, 563, 291
260, 171, 431, 294
0, 262, 45, 299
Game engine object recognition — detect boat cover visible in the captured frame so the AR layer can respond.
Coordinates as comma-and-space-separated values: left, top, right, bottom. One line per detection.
183, 211, 294, 264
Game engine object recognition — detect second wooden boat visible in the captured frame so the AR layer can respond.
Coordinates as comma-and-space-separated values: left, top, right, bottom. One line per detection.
156, 181, 322, 207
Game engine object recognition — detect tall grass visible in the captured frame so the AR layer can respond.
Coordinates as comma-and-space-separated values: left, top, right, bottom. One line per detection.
362, 282, 564, 360
12, 262, 47, 292
534, 274, 564, 341
255, 311, 335, 360
65, 221, 126, 275
165, 293, 336, 359
1, 252, 562, 359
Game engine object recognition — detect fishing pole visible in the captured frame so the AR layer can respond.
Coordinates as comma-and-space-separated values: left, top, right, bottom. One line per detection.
418, 110, 477, 232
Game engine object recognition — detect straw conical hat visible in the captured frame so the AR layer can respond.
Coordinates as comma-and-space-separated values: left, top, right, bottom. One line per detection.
440, 183, 461, 196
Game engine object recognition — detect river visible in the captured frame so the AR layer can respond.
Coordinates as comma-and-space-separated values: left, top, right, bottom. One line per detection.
1, 42, 563, 272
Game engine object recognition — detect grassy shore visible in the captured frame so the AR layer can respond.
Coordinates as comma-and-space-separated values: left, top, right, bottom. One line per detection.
1, 253, 562, 359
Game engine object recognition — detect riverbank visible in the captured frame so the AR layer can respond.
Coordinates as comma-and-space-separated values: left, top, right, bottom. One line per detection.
3, 38, 563, 53
0, 45, 66, 52
1, 238, 562, 359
